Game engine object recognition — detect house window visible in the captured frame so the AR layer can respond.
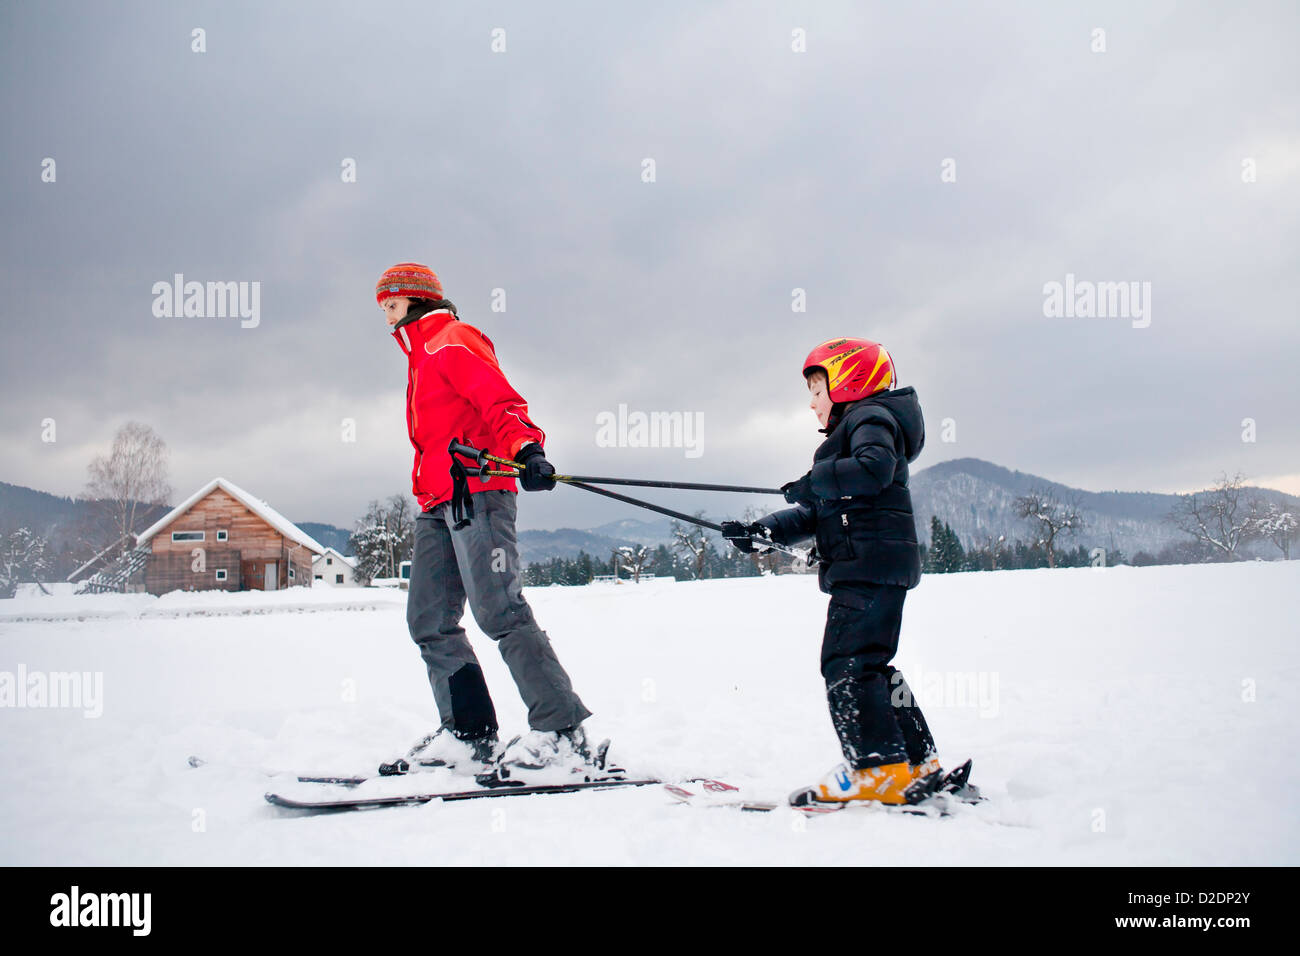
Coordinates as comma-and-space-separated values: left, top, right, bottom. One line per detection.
216, 530, 228, 542
326, 557, 333, 565
335, 574, 344, 584
314, 574, 322, 581
215, 569, 227, 581
172, 531, 205, 542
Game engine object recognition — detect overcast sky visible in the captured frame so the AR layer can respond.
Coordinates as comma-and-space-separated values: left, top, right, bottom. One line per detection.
2, 0, 1296, 531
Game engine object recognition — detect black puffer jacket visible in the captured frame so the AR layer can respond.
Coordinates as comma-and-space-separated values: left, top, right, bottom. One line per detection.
758, 387, 926, 591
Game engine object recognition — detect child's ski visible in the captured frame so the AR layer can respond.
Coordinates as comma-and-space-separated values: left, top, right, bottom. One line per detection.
663, 778, 784, 812
666, 760, 982, 817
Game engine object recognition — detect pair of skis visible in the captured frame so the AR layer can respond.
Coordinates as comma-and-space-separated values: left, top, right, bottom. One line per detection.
242, 755, 978, 815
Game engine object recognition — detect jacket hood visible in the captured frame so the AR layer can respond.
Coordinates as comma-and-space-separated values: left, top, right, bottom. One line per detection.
846, 387, 925, 462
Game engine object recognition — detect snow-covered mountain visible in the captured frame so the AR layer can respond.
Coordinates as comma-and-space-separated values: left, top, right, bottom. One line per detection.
910, 458, 1297, 556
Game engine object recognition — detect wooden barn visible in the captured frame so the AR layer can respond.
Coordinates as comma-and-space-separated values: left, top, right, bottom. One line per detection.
132, 477, 325, 595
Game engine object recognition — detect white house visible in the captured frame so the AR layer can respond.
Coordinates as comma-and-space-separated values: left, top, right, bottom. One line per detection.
313, 547, 359, 587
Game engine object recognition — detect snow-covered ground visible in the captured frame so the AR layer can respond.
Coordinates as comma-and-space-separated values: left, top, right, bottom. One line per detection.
0, 561, 1295, 865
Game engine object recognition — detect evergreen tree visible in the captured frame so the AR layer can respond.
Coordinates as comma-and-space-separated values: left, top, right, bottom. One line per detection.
0, 527, 51, 599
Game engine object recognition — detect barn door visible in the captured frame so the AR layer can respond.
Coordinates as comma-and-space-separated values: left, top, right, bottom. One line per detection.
264, 562, 278, 591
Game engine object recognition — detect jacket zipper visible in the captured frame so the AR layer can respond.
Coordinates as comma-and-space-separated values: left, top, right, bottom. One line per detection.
408, 367, 424, 479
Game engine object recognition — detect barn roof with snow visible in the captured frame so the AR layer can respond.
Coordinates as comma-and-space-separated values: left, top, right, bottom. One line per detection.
134, 477, 326, 554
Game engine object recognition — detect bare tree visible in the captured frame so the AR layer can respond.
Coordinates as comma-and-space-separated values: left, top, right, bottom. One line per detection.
81, 422, 172, 558
616, 544, 651, 582
1165, 472, 1257, 562
385, 493, 416, 568
974, 532, 1008, 571
1248, 500, 1297, 560
349, 494, 416, 583
670, 514, 712, 580
1014, 488, 1084, 569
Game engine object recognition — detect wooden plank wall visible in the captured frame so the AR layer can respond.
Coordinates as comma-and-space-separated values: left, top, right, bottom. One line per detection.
146, 549, 242, 594
146, 487, 315, 594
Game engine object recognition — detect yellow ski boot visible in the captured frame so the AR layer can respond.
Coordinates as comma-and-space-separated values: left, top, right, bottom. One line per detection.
911, 753, 942, 782
789, 761, 918, 807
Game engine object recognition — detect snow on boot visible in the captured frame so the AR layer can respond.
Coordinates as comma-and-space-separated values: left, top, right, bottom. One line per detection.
485, 725, 618, 784
910, 753, 941, 781
934, 758, 983, 803
790, 761, 919, 807
378, 727, 499, 776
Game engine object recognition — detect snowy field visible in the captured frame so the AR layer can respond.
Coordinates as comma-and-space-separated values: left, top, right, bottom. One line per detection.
1, 561, 1296, 866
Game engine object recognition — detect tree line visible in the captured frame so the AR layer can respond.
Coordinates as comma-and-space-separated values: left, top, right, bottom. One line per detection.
3, 422, 1296, 598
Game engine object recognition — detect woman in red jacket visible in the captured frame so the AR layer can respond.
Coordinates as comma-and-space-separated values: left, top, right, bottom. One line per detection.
378, 263, 593, 775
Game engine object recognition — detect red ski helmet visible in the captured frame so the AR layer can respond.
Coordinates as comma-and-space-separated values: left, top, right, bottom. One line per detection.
803, 338, 895, 403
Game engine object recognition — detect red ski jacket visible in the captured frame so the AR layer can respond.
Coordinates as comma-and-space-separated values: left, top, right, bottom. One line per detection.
392, 309, 545, 512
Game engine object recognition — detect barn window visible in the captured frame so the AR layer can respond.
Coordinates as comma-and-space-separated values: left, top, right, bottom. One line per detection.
215, 569, 227, 581
172, 531, 205, 542
216, 530, 228, 541
289, 567, 295, 580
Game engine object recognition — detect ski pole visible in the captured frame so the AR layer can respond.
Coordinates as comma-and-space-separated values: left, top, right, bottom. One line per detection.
465, 463, 811, 564
560, 475, 782, 494
447, 439, 785, 495
465, 463, 718, 526
451, 439, 811, 564
561, 479, 812, 563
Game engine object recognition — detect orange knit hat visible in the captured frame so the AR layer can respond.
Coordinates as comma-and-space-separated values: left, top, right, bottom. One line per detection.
375, 262, 443, 304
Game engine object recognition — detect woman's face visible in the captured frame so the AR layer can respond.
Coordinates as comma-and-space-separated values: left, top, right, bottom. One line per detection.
382, 296, 411, 327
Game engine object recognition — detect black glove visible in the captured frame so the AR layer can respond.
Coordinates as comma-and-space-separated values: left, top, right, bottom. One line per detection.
720, 520, 774, 554
514, 443, 556, 491
781, 472, 815, 506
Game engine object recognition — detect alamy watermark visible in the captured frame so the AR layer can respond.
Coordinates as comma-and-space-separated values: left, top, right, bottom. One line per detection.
152, 273, 260, 328
892, 667, 999, 718
1042, 273, 1151, 328
49, 886, 150, 936
595, 404, 704, 459
0, 665, 102, 718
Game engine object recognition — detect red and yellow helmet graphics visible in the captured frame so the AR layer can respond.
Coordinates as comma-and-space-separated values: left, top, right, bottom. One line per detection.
802, 338, 895, 403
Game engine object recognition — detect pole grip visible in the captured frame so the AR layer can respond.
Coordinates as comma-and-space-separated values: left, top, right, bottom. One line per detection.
447, 437, 488, 468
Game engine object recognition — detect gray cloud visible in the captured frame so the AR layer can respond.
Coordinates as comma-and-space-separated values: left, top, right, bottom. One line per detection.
2, 0, 1296, 530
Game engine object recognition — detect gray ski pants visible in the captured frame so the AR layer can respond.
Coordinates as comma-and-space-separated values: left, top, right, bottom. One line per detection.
406, 489, 591, 735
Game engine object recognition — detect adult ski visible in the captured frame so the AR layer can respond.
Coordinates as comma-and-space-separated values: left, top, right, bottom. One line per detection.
264, 775, 663, 811
188, 754, 370, 787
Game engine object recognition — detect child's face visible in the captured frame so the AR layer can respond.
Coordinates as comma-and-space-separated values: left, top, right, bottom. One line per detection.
382, 296, 411, 327
808, 375, 833, 427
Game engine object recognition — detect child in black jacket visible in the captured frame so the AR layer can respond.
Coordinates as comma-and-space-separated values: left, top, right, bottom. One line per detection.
722, 337, 941, 806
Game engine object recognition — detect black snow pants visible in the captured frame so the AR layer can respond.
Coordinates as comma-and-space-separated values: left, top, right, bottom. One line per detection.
821, 581, 936, 770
